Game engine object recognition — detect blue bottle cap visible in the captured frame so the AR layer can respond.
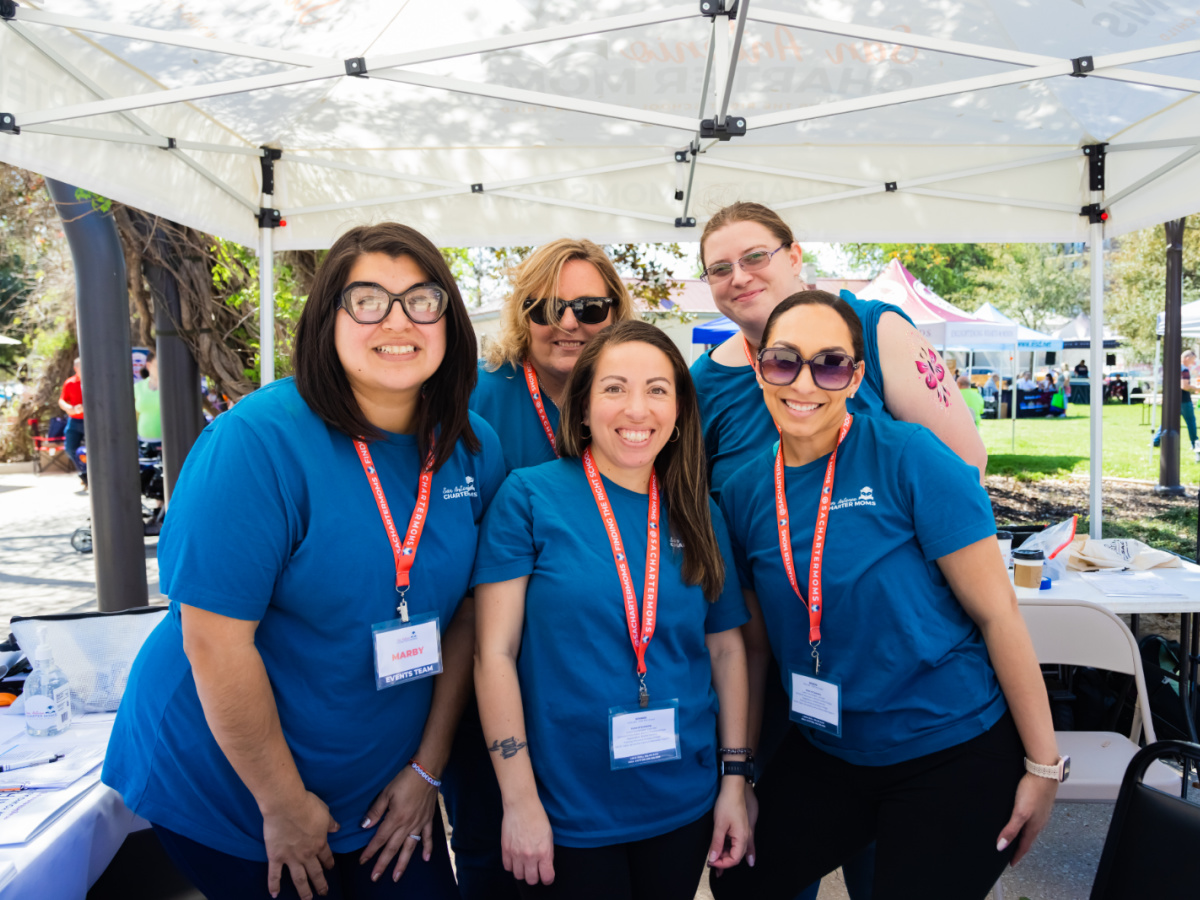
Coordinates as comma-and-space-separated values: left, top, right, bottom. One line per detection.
1039, 576, 1052, 590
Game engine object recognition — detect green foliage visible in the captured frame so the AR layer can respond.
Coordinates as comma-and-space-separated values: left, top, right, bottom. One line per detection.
840, 242, 997, 301
72, 188, 112, 214
1108, 219, 1200, 363
967, 243, 1088, 332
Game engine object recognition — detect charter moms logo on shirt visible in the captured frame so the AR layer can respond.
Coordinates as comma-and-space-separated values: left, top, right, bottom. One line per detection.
443, 475, 478, 500
828, 485, 876, 511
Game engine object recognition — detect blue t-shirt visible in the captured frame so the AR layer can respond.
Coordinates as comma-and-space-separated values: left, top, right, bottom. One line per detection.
470, 360, 560, 474
692, 292, 912, 502
102, 379, 506, 860
720, 415, 1004, 766
470, 459, 749, 847
1183, 366, 1192, 406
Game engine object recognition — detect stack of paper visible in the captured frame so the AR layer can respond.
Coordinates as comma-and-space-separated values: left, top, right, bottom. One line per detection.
0, 721, 110, 790
1079, 570, 1186, 598
0, 773, 99, 845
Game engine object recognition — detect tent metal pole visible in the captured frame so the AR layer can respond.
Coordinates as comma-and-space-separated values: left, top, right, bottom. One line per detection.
1110, 137, 1200, 153
717, 0, 750, 126
1012, 340, 1017, 452
46, 179, 148, 611
1088, 213, 1105, 536
1158, 219, 1187, 495
1104, 145, 1200, 212
679, 19, 718, 224
23, 124, 266, 158
259, 202, 276, 387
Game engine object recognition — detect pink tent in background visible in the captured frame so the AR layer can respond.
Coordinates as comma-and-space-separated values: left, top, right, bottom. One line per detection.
856, 259, 1017, 352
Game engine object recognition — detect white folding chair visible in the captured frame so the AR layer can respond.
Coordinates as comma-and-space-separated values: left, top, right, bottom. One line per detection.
1018, 599, 1179, 801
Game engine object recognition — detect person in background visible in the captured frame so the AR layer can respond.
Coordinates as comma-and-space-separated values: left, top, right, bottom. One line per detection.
716, 292, 1060, 899
1181, 350, 1199, 462
980, 374, 1000, 400
474, 321, 750, 899
1074, 359, 1089, 378
1038, 372, 1056, 393
958, 375, 984, 427
457, 239, 636, 900
1016, 372, 1038, 392
103, 222, 504, 900
58, 357, 86, 489
135, 349, 163, 451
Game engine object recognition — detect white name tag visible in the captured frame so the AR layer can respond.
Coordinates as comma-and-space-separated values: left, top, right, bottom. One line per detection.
371, 615, 442, 690
608, 700, 681, 769
789, 668, 842, 737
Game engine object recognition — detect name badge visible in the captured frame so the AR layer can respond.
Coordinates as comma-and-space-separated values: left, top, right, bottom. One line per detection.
372, 614, 442, 690
608, 699, 681, 769
788, 666, 842, 737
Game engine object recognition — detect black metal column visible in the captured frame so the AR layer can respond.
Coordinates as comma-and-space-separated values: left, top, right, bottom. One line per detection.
1157, 219, 1186, 495
47, 179, 148, 610
145, 226, 203, 503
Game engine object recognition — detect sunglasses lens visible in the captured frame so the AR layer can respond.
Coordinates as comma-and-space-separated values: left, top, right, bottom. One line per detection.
524, 300, 549, 326
575, 298, 612, 325
759, 350, 802, 385
810, 353, 855, 390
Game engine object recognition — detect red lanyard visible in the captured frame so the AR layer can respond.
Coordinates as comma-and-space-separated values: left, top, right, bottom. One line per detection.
354, 438, 435, 622
742, 337, 756, 368
774, 414, 853, 674
522, 361, 560, 457
582, 447, 660, 707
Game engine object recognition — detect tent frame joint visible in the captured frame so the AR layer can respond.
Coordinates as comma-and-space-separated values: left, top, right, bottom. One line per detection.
1083, 142, 1107, 191
344, 57, 367, 77
161, 136, 177, 150
260, 146, 282, 194
675, 216, 697, 228
700, 116, 746, 140
258, 207, 282, 228
884, 181, 898, 192
0, 113, 18, 134
471, 183, 484, 193
0, 1, 16, 22
699, 0, 738, 20
1070, 56, 1095, 77
1080, 203, 1108, 224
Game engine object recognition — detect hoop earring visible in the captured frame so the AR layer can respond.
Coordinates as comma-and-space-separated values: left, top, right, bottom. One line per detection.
581, 423, 591, 440
669, 425, 680, 443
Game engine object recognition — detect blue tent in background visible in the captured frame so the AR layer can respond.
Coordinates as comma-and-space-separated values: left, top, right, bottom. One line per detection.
692, 316, 739, 345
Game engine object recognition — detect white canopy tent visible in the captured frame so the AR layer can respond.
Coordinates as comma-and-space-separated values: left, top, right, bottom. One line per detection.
974, 302, 1064, 354
3, 0, 1199, 534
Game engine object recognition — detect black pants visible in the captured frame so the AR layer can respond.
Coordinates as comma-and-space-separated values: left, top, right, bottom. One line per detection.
712, 712, 1025, 900
153, 813, 458, 900
516, 811, 712, 900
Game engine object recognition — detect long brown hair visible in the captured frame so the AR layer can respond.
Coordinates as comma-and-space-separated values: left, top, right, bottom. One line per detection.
293, 222, 479, 472
557, 320, 724, 601
700, 200, 796, 268
483, 239, 635, 370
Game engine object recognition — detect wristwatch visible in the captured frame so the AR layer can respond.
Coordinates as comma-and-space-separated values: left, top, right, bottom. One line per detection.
1024, 755, 1070, 783
719, 758, 755, 786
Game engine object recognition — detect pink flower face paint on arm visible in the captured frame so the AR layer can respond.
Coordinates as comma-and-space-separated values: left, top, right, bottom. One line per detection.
913, 345, 951, 409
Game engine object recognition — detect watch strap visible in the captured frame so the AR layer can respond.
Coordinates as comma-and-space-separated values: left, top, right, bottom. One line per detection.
1024, 756, 1068, 782
719, 759, 755, 785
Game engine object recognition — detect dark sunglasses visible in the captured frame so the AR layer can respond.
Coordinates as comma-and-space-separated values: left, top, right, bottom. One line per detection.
522, 296, 615, 327
340, 282, 449, 325
757, 346, 859, 390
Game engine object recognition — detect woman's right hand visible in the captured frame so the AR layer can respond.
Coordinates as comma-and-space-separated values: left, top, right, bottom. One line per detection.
262, 790, 340, 899
502, 796, 555, 886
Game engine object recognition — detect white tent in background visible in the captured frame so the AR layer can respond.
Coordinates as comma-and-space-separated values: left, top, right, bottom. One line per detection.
3, 0, 1198, 534
1157, 301, 1200, 338
1052, 312, 1121, 350
973, 302, 1064, 353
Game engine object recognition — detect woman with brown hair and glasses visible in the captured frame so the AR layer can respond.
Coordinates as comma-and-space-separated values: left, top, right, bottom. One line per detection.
103, 223, 505, 900
473, 320, 751, 899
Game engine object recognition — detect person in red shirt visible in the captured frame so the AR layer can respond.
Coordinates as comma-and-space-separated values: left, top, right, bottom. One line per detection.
58, 357, 86, 488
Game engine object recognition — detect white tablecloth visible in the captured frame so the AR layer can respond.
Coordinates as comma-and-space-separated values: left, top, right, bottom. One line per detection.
1014, 561, 1200, 614
0, 713, 145, 900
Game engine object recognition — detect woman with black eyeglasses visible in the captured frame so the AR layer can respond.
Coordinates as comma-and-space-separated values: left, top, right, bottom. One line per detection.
104, 223, 505, 900
443, 240, 635, 900
713, 292, 1060, 899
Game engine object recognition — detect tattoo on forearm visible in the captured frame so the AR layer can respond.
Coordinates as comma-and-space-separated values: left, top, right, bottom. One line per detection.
912, 336, 951, 409
488, 737, 528, 759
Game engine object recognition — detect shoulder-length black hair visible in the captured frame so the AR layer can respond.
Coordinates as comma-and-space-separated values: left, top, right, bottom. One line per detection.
557, 320, 724, 601
293, 222, 479, 472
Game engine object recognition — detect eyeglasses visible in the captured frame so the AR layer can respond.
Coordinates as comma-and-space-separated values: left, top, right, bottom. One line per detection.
340, 282, 449, 325
522, 296, 615, 327
700, 244, 789, 284
757, 346, 859, 390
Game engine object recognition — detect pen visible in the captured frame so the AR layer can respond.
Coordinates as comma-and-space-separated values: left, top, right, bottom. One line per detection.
0, 753, 63, 772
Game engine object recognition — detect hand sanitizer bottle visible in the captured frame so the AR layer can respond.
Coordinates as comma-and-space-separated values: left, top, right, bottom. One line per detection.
24, 627, 72, 737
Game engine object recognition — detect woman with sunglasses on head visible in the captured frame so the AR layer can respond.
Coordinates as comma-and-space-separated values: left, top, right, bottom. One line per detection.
443, 240, 634, 900
714, 292, 1059, 900
103, 223, 505, 900
473, 320, 752, 900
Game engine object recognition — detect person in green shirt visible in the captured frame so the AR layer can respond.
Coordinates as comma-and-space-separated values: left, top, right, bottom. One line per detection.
134, 349, 162, 443
957, 374, 985, 427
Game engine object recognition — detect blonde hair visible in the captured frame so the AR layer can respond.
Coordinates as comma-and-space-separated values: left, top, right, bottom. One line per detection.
700, 201, 796, 268
483, 239, 635, 370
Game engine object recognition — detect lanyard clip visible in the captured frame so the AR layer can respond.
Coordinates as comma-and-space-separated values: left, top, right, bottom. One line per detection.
638, 672, 649, 708
396, 587, 409, 623
810, 641, 821, 675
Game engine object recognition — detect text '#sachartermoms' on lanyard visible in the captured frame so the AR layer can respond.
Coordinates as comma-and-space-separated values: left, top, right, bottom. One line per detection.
774, 414, 853, 675
582, 447, 660, 707
354, 437, 435, 621
523, 360, 560, 458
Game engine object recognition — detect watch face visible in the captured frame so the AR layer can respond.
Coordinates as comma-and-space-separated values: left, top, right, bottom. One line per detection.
1060, 756, 1071, 782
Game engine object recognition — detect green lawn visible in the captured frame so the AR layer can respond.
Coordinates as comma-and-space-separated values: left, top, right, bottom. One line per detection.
980, 401, 1195, 482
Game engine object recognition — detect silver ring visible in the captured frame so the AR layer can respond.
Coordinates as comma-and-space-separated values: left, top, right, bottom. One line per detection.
408, 834, 422, 842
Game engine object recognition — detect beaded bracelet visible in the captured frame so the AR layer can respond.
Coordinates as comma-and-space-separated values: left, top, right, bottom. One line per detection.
718, 747, 754, 757
409, 758, 442, 788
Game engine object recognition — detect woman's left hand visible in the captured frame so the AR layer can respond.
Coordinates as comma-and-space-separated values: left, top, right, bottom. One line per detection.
357, 764, 440, 883
996, 773, 1057, 866
708, 777, 750, 870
